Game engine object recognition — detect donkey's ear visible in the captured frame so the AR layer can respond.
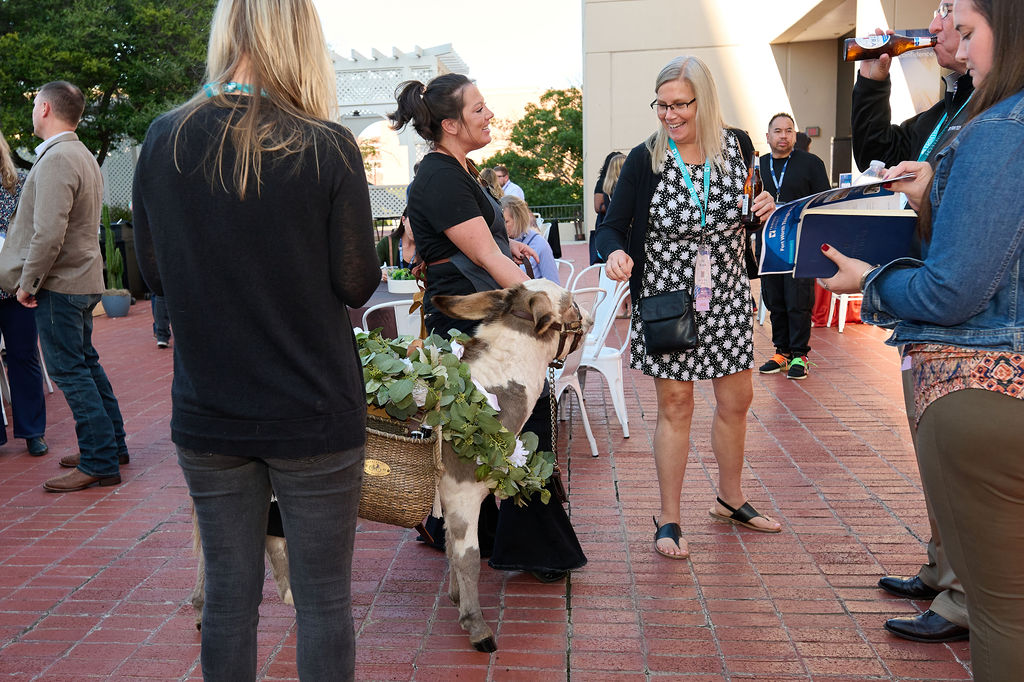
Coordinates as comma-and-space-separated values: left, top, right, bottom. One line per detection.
432, 290, 505, 321
526, 291, 557, 335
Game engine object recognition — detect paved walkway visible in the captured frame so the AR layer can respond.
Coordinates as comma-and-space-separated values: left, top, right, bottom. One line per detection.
0, 244, 972, 680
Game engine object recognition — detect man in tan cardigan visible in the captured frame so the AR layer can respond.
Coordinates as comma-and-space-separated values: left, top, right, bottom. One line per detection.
0, 81, 129, 492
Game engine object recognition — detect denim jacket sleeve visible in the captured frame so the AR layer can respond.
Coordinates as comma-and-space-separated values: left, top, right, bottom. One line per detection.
862, 110, 1024, 329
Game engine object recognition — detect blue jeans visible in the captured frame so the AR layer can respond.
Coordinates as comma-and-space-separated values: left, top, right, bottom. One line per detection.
0, 297, 46, 442
34, 291, 127, 477
178, 445, 363, 681
150, 295, 170, 342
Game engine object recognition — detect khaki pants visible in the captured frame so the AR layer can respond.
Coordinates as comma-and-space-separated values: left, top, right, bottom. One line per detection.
900, 368, 968, 627
916, 389, 1024, 682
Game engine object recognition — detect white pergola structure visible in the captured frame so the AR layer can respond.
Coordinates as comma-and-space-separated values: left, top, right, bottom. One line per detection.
333, 44, 469, 181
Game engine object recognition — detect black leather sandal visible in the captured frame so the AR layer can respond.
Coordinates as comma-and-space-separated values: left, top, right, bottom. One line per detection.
708, 496, 781, 533
653, 516, 688, 559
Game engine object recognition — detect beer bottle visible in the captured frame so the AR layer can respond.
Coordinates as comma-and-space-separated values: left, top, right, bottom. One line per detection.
740, 152, 762, 227
843, 33, 937, 61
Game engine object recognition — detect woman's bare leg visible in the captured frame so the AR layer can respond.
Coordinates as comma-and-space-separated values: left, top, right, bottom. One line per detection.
709, 370, 779, 531
652, 377, 695, 556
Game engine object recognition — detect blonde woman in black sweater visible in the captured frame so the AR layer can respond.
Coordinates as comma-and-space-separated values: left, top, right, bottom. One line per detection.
132, 0, 379, 679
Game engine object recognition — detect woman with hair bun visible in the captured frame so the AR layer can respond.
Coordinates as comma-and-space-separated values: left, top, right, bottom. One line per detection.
389, 74, 585, 583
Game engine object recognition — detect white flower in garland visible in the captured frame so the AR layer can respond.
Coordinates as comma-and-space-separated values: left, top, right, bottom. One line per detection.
471, 378, 500, 412
509, 438, 529, 468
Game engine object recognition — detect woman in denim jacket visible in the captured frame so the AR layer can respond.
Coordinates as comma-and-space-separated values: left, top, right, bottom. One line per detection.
820, 1, 1024, 677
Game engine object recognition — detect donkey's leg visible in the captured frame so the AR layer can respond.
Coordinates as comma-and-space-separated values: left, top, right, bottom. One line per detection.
439, 467, 495, 652
190, 507, 205, 630
264, 536, 293, 606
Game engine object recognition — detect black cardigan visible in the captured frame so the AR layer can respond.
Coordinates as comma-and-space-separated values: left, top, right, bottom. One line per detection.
592, 141, 660, 303
133, 104, 381, 458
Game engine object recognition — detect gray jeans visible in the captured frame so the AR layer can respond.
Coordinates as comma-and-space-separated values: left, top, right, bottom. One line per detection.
179, 444, 363, 681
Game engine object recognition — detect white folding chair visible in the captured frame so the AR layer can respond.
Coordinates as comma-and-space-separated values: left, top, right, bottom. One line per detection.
579, 284, 632, 438
826, 292, 863, 333
571, 264, 628, 354
552, 287, 606, 457
554, 258, 575, 288
361, 299, 419, 338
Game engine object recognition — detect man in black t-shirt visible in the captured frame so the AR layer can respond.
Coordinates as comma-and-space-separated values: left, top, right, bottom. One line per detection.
756, 113, 830, 380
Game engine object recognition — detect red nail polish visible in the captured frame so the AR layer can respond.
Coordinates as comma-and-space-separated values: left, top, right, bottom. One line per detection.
821, 243, 830, 252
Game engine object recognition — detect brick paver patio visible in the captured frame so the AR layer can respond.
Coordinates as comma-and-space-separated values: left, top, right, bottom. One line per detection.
0, 244, 972, 680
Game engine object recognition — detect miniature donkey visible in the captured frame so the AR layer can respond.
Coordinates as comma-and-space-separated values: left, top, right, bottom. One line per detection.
191, 279, 592, 652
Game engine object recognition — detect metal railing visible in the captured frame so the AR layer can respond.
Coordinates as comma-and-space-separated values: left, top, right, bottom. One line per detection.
532, 204, 583, 223
533, 204, 585, 241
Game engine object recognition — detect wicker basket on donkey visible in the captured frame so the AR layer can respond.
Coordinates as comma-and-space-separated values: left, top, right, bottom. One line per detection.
359, 414, 443, 528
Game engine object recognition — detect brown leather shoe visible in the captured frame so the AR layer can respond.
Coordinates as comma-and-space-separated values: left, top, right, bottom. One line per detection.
43, 469, 121, 492
60, 452, 130, 468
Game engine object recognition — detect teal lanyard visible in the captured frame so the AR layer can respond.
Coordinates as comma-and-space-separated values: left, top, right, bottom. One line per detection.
918, 94, 973, 161
668, 140, 710, 228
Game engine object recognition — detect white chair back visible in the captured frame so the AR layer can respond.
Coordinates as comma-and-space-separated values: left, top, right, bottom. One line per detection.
578, 283, 633, 438
361, 299, 419, 338
583, 284, 631, 357
552, 286, 606, 458
554, 258, 575, 288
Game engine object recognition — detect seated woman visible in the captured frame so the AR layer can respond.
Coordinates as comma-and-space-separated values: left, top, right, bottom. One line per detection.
501, 195, 559, 284
375, 208, 417, 269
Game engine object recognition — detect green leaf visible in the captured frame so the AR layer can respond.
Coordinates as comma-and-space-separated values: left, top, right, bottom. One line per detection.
387, 378, 414, 403
475, 413, 503, 434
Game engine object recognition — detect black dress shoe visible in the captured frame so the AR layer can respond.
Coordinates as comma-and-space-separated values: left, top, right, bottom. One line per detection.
27, 437, 48, 456
884, 610, 969, 643
878, 575, 941, 600
530, 570, 567, 583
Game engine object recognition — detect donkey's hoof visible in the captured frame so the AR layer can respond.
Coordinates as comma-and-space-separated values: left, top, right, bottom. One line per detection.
472, 635, 497, 653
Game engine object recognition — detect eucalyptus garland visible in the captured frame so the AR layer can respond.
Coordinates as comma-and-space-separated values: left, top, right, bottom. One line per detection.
356, 329, 555, 506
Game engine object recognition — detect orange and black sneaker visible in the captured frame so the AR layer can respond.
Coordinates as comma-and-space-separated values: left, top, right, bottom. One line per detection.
758, 353, 789, 374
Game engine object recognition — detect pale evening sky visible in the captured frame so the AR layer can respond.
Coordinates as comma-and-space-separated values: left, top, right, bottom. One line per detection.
311, 0, 583, 91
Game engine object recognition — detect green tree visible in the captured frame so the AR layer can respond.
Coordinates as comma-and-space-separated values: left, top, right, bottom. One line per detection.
482, 88, 582, 207
0, 0, 214, 166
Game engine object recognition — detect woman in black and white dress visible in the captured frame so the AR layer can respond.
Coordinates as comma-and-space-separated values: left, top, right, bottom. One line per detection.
596, 56, 782, 561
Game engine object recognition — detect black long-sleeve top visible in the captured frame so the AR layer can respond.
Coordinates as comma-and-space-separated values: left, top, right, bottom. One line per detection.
132, 102, 380, 458
851, 71, 974, 168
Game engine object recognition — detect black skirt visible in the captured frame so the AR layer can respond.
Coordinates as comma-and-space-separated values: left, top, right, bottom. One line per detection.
417, 390, 586, 573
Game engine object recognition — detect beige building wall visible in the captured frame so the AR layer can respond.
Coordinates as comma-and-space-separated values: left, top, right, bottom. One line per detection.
583, 0, 943, 227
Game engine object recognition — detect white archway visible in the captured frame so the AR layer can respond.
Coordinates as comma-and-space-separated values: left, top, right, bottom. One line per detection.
333, 44, 469, 183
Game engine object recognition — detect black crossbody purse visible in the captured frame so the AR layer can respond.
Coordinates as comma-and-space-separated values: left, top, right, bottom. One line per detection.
639, 289, 697, 354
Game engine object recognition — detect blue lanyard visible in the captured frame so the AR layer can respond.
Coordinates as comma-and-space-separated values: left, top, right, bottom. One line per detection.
769, 156, 789, 199
668, 140, 710, 228
918, 94, 973, 161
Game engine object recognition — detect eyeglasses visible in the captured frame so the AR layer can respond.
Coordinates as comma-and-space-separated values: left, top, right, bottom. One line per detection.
934, 2, 953, 18
650, 98, 697, 115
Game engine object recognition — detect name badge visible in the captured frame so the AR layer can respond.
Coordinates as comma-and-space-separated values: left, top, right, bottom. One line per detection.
694, 247, 712, 312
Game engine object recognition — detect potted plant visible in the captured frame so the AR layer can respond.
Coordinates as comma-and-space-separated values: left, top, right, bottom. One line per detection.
100, 206, 131, 317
